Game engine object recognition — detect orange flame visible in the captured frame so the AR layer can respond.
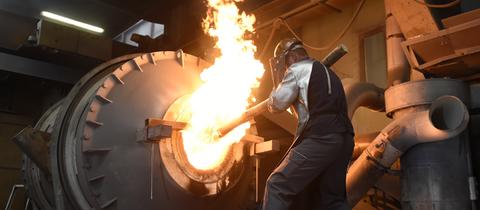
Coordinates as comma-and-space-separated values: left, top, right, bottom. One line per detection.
180, 0, 264, 170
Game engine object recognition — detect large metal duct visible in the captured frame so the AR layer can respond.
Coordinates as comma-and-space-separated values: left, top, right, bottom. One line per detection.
347, 79, 472, 209
385, 0, 410, 86
342, 80, 385, 119
29, 51, 256, 210
387, 79, 472, 210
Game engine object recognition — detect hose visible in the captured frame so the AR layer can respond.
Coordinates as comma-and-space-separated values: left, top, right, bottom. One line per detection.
279, 0, 366, 51
257, 0, 366, 59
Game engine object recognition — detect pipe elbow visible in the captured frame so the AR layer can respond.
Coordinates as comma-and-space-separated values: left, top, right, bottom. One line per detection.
346, 96, 469, 207
416, 96, 469, 141
344, 81, 385, 119
385, 96, 469, 152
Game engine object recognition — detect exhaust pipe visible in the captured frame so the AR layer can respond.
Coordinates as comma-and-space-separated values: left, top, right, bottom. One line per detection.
385, 0, 410, 86
346, 96, 469, 206
343, 81, 385, 119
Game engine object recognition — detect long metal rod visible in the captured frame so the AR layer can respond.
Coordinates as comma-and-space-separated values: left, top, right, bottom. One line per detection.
218, 100, 268, 137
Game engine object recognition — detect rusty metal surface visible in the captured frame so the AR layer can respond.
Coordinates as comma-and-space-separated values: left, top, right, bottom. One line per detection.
12, 127, 51, 175
21, 99, 63, 210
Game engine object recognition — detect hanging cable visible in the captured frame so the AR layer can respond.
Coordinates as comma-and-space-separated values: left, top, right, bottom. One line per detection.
256, 0, 366, 59
413, 0, 461, 8
258, 19, 282, 60
280, 0, 366, 51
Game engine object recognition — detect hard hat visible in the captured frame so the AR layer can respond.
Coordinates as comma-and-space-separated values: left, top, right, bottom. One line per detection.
269, 38, 304, 88
273, 38, 304, 57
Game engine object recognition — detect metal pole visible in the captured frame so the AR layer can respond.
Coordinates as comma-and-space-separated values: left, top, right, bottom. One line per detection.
4, 184, 25, 210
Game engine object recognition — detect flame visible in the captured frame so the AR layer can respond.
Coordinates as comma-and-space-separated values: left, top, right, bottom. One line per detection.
180, 0, 264, 170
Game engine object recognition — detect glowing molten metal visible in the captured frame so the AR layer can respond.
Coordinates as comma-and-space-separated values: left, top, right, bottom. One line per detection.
180, 0, 265, 170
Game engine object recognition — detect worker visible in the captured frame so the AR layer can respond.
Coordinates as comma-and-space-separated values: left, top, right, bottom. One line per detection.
262, 38, 354, 210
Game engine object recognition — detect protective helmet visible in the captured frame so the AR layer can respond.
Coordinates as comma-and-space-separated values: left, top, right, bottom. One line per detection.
273, 38, 304, 57
269, 38, 304, 88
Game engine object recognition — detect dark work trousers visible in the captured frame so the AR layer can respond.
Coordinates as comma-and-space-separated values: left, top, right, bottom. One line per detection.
262, 133, 354, 210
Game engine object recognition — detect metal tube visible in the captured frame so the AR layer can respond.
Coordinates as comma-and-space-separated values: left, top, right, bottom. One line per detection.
4, 184, 25, 210
321, 44, 349, 67
385, 0, 410, 86
343, 81, 385, 119
218, 100, 268, 137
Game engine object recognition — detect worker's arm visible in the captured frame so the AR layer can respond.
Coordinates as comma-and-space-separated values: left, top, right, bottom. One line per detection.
268, 69, 298, 113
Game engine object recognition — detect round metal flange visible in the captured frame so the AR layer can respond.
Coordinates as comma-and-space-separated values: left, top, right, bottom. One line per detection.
50, 54, 141, 210
22, 99, 63, 210
384, 78, 469, 117
51, 51, 254, 210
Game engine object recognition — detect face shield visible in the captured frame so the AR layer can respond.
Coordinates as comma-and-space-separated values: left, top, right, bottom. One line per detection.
269, 39, 303, 88
268, 54, 286, 89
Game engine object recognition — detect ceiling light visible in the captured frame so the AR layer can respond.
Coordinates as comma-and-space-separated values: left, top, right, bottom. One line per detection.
41, 11, 104, 33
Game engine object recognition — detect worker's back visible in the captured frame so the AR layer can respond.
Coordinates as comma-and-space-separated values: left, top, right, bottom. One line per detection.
302, 61, 354, 137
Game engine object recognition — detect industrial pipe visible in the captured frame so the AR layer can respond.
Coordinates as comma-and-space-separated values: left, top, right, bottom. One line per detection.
385, 0, 410, 86
343, 81, 385, 119
218, 44, 348, 137
322, 44, 348, 67
352, 132, 379, 159
346, 96, 469, 206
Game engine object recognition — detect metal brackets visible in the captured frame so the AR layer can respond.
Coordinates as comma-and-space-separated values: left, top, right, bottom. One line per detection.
176, 49, 184, 68
250, 140, 281, 156
11, 126, 51, 175
137, 118, 187, 142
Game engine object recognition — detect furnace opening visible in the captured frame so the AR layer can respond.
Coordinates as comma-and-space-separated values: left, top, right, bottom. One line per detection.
162, 95, 240, 183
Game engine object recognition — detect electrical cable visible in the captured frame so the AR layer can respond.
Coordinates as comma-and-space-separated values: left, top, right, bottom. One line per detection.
257, 0, 366, 59
279, 0, 366, 51
258, 19, 282, 60
413, 0, 461, 8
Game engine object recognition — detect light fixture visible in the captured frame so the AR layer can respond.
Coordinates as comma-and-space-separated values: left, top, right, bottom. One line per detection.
41, 11, 104, 33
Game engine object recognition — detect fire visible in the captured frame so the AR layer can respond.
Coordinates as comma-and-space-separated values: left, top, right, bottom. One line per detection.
180, 0, 264, 170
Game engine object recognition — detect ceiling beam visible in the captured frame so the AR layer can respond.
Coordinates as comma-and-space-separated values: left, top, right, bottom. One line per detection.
0, 52, 84, 84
